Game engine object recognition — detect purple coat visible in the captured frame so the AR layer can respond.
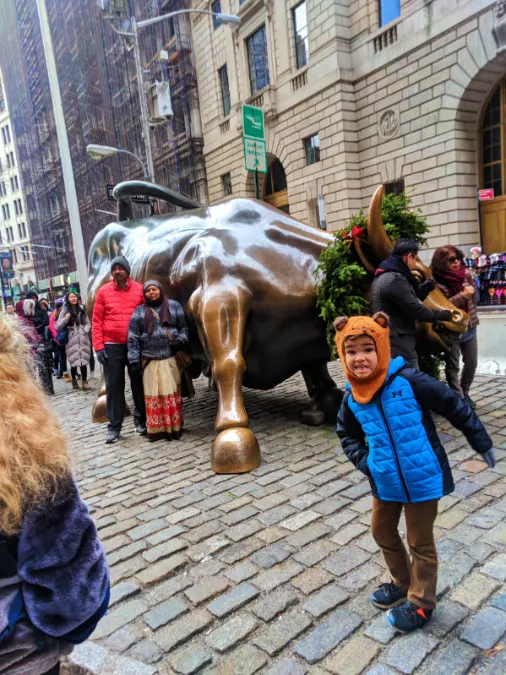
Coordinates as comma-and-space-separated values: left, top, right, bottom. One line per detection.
0, 477, 109, 674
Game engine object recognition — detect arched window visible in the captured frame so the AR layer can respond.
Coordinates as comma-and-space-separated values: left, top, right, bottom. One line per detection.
481, 83, 502, 196
263, 159, 289, 213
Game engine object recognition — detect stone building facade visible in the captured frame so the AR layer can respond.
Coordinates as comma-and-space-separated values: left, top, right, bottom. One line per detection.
191, 0, 506, 254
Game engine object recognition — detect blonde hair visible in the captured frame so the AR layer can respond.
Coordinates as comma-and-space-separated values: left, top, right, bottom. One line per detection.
0, 315, 70, 535
23, 299, 35, 316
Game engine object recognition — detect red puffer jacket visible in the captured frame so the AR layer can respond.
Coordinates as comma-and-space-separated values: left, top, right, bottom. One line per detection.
92, 279, 144, 351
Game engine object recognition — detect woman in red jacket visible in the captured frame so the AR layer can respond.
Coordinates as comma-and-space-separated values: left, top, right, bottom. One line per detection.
91, 256, 146, 444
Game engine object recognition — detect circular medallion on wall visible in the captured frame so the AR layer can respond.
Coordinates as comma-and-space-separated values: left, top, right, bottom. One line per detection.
378, 107, 400, 141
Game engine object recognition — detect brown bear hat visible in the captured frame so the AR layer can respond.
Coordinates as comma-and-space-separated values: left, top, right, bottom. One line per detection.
334, 312, 391, 404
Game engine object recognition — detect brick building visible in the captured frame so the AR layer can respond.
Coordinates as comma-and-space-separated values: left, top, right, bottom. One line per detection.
191, 0, 505, 254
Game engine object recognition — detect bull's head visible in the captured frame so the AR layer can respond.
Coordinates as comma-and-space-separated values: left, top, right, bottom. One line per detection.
354, 186, 469, 351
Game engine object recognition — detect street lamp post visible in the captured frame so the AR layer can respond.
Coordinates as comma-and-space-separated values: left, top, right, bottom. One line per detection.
86, 144, 149, 179
104, 9, 241, 186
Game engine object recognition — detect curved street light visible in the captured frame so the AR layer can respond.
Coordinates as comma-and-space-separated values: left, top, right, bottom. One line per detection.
86, 143, 150, 180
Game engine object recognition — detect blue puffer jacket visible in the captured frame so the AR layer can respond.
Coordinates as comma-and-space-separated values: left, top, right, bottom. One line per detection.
337, 357, 492, 503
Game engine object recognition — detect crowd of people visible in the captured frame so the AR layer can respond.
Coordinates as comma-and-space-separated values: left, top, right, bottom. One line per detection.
3, 255, 191, 446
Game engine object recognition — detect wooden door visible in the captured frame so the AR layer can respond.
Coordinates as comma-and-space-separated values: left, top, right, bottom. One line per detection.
481, 196, 506, 253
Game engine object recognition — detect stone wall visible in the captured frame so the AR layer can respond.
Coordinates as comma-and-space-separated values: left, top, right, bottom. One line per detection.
191, 0, 500, 249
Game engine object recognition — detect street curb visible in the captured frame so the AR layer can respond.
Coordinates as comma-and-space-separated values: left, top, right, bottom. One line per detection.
62, 643, 158, 675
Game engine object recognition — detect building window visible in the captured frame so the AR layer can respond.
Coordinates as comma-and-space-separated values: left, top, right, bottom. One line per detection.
379, 0, 400, 27
222, 172, 233, 196
10, 177, 14, 192
218, 65, 231, 117
247, 25, 270, 95
1, 182, 6, 197
14, 175, 19, 190
304, 134, 320, 165
4, 204, 10, 220
481, 84, 502, 197
384, 179, 405, 196
21, 222, 26, 238
17, 199, 22, 214
1, 127, 5, 145
14, 200, 18, 216
293, 2, 309, 69
11, 248, 17, 264
211, 0, 221, 29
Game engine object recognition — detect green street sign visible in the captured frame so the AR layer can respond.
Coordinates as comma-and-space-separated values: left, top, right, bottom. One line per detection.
243, 104, 265, 141
244, 138, 268, 173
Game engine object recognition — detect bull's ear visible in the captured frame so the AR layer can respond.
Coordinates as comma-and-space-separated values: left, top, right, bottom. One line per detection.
354, 238, 382, 274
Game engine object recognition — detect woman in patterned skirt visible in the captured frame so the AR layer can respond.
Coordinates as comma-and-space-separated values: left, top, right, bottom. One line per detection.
127, 280, 189, 441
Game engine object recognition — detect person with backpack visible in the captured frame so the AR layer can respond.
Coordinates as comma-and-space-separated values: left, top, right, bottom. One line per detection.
0, 314, 109, 674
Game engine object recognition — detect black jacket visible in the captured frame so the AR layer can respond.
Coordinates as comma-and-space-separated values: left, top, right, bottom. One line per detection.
371, 269, 451, 361
337, 362, 492, 502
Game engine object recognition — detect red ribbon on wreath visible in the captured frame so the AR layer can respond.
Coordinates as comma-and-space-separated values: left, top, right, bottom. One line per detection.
341, 226, 366, 246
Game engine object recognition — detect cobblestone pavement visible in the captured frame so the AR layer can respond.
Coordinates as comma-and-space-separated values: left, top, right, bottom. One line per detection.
56, 364, 506, 675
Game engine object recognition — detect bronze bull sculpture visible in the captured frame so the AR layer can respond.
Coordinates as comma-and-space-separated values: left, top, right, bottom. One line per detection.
88, 183, 468, 474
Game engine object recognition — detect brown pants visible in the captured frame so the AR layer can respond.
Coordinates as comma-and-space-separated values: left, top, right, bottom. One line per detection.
371, 497, 438, 610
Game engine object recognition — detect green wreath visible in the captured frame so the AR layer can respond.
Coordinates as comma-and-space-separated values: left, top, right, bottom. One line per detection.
315, 191, 443, 378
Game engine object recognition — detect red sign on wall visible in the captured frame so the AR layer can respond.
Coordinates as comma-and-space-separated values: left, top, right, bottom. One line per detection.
478, 188, 495, 201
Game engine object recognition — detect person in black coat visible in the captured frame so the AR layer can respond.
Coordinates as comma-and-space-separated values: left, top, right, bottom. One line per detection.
371, 240, 454, 368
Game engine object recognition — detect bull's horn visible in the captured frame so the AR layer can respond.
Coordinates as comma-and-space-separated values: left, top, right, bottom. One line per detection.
367, 185, 393, 260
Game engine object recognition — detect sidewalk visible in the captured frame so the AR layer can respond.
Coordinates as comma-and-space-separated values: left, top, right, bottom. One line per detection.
56, 365, 506, 675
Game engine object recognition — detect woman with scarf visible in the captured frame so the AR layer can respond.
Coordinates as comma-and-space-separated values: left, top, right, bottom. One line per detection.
431, 246, 478, 409
56, 292, 91, 390
127, 281, 189, 441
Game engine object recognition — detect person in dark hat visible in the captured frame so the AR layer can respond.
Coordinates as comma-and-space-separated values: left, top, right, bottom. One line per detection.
128, 281, 189, 442
92, 256, 145, 444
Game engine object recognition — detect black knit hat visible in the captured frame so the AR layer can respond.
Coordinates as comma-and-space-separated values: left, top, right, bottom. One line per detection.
111, 255, 131, 276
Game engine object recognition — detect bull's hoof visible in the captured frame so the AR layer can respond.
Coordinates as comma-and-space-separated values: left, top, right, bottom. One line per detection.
92, 395, 130, 424
92, 394, 108, 424
211, 428, 261, 474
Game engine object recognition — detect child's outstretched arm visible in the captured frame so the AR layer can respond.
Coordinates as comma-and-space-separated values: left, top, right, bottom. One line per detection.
337, 392, 370, 475
402, 370, 493, 458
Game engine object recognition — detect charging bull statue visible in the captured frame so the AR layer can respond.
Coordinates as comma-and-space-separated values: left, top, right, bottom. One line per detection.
88, 182, 467, 474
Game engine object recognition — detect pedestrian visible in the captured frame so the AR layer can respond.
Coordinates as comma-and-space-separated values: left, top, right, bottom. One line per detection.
57, 292, 91, 390
0, 314, 109, 674
335, 313, 494, 634
128, 280, 189, 442
25, 290, 49, 340
40, 298, 53, 313
49, 298, 68, 379
92, 255, 145, 444
371, 239, 454, 368
431, 246, 479, 409
6, 304, 15, 315
22, 298, 54, 394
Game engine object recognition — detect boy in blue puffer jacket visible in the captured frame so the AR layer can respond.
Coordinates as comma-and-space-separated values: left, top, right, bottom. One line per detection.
335, 312, 494, 634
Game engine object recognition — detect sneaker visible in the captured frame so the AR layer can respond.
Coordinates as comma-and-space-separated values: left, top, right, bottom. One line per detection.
105, 430, 120, 444
135, 423, 147, 436
464, 395, 476, 410
370, 583, 408, 609
387, 602, 433, 634
53, 369, 59, 376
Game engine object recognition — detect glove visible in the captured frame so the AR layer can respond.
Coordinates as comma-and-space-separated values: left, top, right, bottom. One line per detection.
437, 310, 453, 322
482, 449, 496, 468
420, 278, 436, 292
96, 349, 108, 366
